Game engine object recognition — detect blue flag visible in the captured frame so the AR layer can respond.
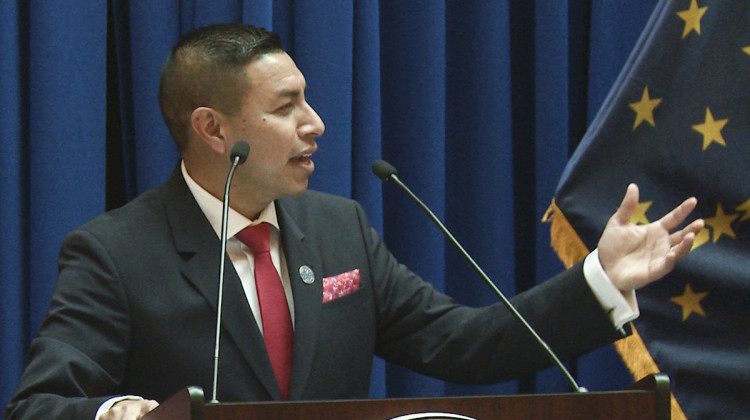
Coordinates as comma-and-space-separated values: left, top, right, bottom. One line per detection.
545, 0, 750, 418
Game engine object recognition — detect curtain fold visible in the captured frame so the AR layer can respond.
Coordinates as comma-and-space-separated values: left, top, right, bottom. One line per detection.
1, 0, 659, 408
1, 0, 28, 407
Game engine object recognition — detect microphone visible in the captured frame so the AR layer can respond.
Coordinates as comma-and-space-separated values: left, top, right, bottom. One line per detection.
230, 140, 250, 165
371, 159, 587, 393
211, 141, 250, 403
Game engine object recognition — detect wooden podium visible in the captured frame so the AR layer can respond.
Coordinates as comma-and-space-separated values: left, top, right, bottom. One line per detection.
143, 374, 670, 420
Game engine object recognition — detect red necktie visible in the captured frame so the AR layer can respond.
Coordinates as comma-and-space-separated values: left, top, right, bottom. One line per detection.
236, 222, 293, 400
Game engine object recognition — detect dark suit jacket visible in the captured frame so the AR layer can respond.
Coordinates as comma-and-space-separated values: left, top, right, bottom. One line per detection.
6, 168, 623, 419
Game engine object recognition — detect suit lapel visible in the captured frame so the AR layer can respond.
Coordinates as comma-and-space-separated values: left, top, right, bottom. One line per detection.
162, 168, 281, 400
276, 198, 324, 400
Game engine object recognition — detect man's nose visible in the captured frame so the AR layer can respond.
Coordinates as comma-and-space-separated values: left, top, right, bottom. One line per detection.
300, 102, 325, 138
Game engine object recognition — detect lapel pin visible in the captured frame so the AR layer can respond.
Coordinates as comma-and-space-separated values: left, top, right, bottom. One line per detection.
298, 265, 315, 285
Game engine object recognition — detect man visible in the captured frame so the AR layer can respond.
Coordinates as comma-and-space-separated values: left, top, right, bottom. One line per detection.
5, 24, 704, 420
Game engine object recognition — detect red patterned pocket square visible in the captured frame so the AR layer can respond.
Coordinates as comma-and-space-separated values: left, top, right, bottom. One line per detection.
322, 269, 361, 303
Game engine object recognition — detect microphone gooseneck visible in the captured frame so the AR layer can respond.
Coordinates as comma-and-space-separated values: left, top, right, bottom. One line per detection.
211, 140, 251, 403
371, 159, 587, 393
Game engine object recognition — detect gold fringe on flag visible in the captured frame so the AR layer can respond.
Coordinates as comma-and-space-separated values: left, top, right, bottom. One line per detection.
614, 327, 687, 419
543, 199, 687, 420
541, 199, 590, 267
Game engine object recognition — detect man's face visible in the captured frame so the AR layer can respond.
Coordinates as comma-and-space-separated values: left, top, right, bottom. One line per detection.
225, 52, 325, 203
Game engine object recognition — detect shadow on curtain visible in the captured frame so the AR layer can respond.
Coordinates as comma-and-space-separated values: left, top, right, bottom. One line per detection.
0, 0, 657, 409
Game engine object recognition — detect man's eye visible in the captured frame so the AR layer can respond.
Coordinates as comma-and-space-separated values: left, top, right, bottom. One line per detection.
276, 103, 294, 114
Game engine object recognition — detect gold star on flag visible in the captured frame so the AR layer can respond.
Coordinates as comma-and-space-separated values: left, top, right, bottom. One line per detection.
736, 199, 750, 222
691, 228, 710, 250
628, 87, 662, 129
692, 108, 728, 150
670, 283, 708, 321
744, 46, 750, 56
677, 0, 708, 38
704, 203, 738, 243
629, 200, 652, 225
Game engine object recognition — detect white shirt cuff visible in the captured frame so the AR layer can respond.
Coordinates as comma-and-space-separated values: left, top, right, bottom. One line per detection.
583, 249, 640, 332
95, 396, 144, 420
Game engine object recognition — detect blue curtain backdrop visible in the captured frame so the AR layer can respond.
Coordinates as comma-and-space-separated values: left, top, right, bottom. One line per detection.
1, 0, 659, 408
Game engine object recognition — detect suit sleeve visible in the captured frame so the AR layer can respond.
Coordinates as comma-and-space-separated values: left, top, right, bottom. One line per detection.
5, 229, 132, 420
355, 202, 625, 384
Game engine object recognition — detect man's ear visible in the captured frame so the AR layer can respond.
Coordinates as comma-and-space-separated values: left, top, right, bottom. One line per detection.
190, 107, 228, 154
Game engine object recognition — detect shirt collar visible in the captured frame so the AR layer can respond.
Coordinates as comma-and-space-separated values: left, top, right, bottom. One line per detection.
181, 161, 279, 239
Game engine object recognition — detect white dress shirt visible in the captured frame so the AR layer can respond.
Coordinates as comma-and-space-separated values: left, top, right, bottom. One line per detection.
181, 162, 295, 331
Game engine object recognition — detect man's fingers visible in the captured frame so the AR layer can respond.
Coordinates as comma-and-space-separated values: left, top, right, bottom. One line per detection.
659, 196, 698, 231
672, 231, 697, 258
669, 218, 705, 246
102, 399, 159, 420
688, 218, 705, 235
143, 400, 159, 413
614, 183, 640, 225
666, 220, 703, 265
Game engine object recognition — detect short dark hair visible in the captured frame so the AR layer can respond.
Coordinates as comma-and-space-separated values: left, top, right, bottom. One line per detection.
158, 24, 284, 152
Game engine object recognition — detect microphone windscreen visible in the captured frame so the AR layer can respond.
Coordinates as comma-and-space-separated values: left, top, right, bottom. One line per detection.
230, 141, 250, 164
371, 160, 397, 181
